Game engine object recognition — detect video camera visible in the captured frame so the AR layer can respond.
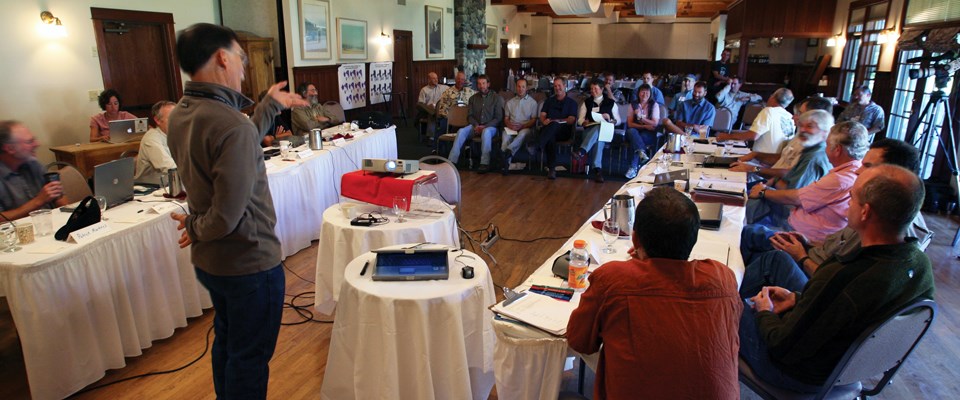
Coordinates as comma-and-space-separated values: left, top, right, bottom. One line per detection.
906, 49, 959, 90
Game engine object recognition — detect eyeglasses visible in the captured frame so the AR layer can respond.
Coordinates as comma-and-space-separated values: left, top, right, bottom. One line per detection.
226, 48, 249, 67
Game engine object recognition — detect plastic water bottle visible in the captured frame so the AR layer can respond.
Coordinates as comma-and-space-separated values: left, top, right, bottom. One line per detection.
568, 240, 590, 291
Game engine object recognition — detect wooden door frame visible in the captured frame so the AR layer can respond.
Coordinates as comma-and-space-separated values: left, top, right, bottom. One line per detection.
91, 7, 182, 100
393, 29, 414, 116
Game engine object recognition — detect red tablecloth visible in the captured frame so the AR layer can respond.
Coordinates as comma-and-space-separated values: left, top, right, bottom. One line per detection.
341, 170, 435, 210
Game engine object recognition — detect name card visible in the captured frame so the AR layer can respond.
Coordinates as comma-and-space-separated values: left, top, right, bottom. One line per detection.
147, 204, 174, 214
332, 138, 347, 147
295, 149, 314, 158
265, 162, 277, 171
67, 221, 112, 244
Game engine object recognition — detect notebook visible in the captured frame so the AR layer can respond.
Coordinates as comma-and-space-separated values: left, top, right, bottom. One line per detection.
371, 248, 449, 281
491, 291, 578, 336
108, 118, 149, 143
94, 157, 135, 207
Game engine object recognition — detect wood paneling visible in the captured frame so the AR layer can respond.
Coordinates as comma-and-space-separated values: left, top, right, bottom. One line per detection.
726, 0, 837, 38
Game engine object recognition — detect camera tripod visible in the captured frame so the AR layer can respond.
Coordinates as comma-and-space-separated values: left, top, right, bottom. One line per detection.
909, 89, 960, 247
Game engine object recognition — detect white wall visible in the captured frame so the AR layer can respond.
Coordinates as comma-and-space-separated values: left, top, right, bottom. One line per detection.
0, 0, 218, 164
541, 20, 713, 59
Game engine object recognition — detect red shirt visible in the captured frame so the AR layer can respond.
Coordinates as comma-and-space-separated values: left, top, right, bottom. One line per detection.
567, 257, 742, 400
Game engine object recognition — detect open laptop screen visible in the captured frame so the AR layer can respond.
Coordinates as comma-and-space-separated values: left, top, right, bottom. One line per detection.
372, 249, 450, 281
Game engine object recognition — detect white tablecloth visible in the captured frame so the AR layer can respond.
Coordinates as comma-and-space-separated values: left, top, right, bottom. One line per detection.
0, 198, 211, 400
267, 126, 398, 259
491, 150, 748, 400
321, 248, 495, 400
313, 202, 459, 314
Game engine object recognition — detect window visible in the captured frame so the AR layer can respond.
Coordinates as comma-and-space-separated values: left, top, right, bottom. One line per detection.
838, 1, 889, 101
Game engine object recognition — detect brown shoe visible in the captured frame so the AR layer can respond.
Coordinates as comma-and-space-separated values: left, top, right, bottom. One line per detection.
547, 169, 557, 180
593, 169, 604, 183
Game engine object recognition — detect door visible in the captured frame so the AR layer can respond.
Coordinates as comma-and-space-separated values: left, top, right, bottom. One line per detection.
91, 8, 182, 118
393, 30, 413, 117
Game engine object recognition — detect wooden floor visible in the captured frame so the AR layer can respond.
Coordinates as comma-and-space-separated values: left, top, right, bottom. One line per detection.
2, 162, 959, 399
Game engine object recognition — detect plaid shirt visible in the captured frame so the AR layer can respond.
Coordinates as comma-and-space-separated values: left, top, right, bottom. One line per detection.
436, 85, 476, 118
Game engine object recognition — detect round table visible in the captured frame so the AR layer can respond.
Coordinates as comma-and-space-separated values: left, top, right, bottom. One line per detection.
320, 247, 496, 400
313, 202, 459, 314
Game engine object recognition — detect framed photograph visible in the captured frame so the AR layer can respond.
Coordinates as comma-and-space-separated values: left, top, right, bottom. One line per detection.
425, 6, 443, 58
298, 0, 331, 59
485, 25, 497, 58
337, 18, 367, 60
808, 38, 819, 47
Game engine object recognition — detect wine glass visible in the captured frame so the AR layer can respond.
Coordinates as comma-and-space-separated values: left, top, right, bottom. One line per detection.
393, 196, 408, 223
0, 223, 20, 253
94, 195, 109, 221
601, 219, 619, 254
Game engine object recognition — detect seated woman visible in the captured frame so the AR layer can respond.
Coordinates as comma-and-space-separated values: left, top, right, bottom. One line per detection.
624, 84, 660, 179
89, 89, 136, 143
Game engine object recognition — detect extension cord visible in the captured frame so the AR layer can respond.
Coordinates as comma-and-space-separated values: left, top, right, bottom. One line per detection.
481, 227, 499, 251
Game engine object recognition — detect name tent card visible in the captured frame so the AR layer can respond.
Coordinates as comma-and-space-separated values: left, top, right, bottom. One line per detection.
67, 221, 112, 244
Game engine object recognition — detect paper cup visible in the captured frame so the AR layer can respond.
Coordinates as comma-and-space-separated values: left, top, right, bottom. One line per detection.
673, 180, 687, 192
340, 203, 358, 220
16, 222, 35, 244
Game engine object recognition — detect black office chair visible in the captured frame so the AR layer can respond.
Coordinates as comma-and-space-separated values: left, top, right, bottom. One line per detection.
739, 298, 937, 400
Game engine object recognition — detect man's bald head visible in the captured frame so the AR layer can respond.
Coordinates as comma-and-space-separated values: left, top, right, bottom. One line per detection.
853, 165, 924, 234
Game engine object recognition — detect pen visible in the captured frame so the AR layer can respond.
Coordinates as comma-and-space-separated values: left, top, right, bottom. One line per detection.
531, 284, 575, 294
137, 209, 145, 213
359, 260, 370, 276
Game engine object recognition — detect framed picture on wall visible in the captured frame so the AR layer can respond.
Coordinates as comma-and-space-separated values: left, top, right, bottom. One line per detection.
337, 18, 367, 60
425, 6, 443, 58
485, 25, 497, 58
298, 0, 331, 59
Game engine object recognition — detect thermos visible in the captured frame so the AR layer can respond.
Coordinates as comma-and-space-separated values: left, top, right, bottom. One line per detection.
309, 128, 324, 150
166, 168, 185, 197
666, 133, 684, 153
610, 194, 636, 237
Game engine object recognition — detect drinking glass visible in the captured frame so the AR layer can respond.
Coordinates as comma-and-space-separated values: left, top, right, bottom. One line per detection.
94, 195, 109, 220
601, 219, 619, 254
0, 223, 20, 252
393, 196, 408, 223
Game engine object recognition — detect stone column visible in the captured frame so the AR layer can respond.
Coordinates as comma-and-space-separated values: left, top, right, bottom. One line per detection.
454, 0, 486, 77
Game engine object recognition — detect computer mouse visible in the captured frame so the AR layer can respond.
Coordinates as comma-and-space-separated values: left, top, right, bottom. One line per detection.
461, 266, 474, 279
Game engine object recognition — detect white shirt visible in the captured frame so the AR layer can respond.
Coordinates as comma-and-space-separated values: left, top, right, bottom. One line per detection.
136, 127, 177, 185
749, 106, 796, 154
772, 137, 804, 170
418, 84, 449, 106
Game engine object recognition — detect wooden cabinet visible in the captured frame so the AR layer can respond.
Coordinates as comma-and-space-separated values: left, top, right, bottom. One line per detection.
237, 32, 275, 101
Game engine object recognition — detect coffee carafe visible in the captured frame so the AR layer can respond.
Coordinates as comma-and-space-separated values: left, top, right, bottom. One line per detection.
165, 168, 185, 197
309, 128, 324, 150
609, 194, 635, 236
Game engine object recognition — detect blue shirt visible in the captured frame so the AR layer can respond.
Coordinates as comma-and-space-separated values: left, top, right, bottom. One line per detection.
541, 95, 578, 121
782, 142, 831, 190
676, 98, 716, 127
669, 89, 692, 111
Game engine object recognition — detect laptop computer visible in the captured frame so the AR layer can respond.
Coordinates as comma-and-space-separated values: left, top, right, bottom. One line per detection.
696, 202, 724, 231
371, 248, 450, 281
94, 157, 135, 207
653, 169, 690, 186
702, 156, 740, 169
108, 118, 149, 143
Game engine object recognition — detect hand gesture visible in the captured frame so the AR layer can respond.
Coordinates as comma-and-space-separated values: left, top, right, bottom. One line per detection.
267, 81, 309, 109
170, 213, 192, 248
749, 182, 767, 199
751, 286, 796, 313
728, 162, 755, 173
769, 232, 808, 261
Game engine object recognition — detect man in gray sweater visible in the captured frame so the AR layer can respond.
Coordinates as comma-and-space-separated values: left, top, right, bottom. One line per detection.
167, 23, 306, 399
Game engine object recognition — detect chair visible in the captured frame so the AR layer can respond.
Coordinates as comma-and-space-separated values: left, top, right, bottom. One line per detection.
438, 106, 470, 164
739, 298, 937, 400
45, 161, 93, 201
714, 107, 734, 132
500, 90, 515, 104
418, 155, 461, 221
742, 103, 764, 128
120, 150, 140, 180
322, 101, 346, 124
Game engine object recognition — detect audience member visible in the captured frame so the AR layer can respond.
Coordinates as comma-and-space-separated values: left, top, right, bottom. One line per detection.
501, 79, 537, 175
574, 79, 621, 183
739, 138, 930, 297
567, 186, 741, 399
739, 164, 934, 393
416, 72, 449, 142
838, 85, 885, 137
89, 89, 137, 143
709, 49, 733, 90
256, 90, 294, 147
633, 72, 665, 105
716, 88, 795, 153
668, 74, 697, 112
135, 101, 178, 185
742, 121, 869, 262
167, 23, 307, 399
0, 120, 69, 219
714, 76, 761, 123
537, 77, 578, 180
664, 81, 716, 136
603, 72, 627, 104
448, 75, 503, 173
291, 82, 339, 145
624, 83, 659, 179
435, 71, 477, 152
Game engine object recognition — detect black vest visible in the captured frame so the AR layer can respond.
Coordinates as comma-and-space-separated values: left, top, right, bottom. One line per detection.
584, 96, 615, 123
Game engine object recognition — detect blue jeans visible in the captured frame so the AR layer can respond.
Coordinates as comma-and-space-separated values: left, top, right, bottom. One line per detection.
579, 125, 605, 168
195, 265, 285, 399
625, 127, 657, 167
739, 250, 810, 298
740, 224, 782, 264
449, 125, 497, 165
740, 303, 824, 393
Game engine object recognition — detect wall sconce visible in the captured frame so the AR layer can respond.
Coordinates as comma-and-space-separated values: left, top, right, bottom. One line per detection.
507, 42, 520, 50
877, 29, 897, 45
38, 11, 67, 37
769, 37, 784, 47
826, 33, 840, 47
378, 31, 391, 46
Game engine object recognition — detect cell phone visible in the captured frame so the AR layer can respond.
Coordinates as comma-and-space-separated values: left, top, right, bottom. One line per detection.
744, 298, 756, 308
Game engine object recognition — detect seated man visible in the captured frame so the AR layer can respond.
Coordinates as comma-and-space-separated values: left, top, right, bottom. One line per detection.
740, 138, 930, 297
416, 72, 448, 142
447, 74, 503, 173
135, 101, 178, 185
745, 109, 834, 225
501, 78, 537, 175
716, 88, 795, 154
536, 77, 578, 180
664, 81, 716, 137
435, 71, 476, 152
730, 96, 832, 181
568, 187, 741, 399
739, 164, 934, 393
256, 90, 294, 147
667, 74, 697, 113
602, 72, 627, 104
632, 71, 665, 105
574, 79, 621, 183
0, 120, 69, 219
714, 76, 761, 124
838, 85, 885, 138
741, 121, 869, 263
291, 82, 340, 146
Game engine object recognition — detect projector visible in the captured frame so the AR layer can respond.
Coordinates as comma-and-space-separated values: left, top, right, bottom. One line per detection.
362, 159, 420, 174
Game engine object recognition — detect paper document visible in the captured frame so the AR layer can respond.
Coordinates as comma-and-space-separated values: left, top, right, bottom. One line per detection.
590, 112, 615, 143
693, 143, 718, 154
491, 291, 578, 336
689, 239, 730, 265
695, 180, 745, 195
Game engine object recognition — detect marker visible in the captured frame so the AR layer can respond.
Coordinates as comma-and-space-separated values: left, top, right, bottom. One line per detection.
359, 260, 370, 276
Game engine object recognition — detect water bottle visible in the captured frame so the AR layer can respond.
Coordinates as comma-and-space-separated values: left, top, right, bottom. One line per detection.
568, 240, 589, 291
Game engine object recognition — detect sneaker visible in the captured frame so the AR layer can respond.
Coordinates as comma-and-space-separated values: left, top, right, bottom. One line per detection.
547, 168, 557, 180
625, 167, 638, 179
638, 149, 649, 164
593, 169, 605, 183
477, 164, 489, 174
